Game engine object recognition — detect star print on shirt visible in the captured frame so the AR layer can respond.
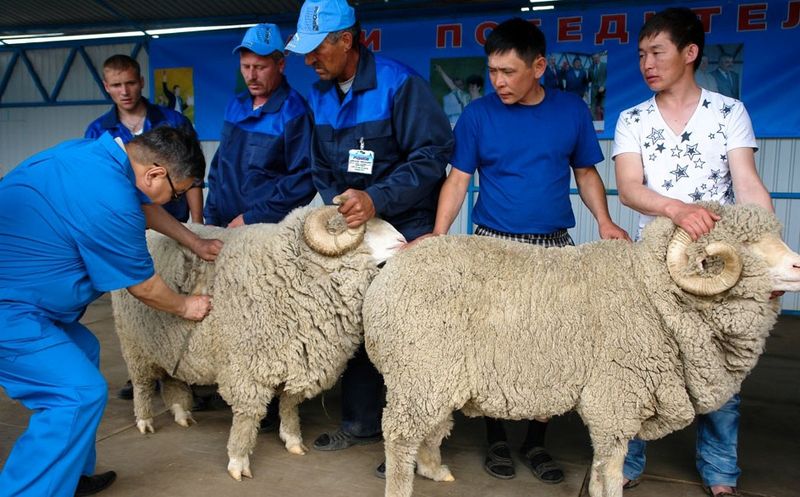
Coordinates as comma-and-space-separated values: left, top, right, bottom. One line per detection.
649, 153, 657, 161
656, 143, 666, 153
684, 143, 700, 160
689, 188, 705, 201
716, 123, 727, 138
709, 169, 721, 181
708, 133, 716, 139
644, 142, 651, 149
693, 157, 706, 169
702, 99, 711, 108
662, 179, 674, 190
670, 164, 689, 182
628, 108, 641, 118
721, 103, 733, 118
671, 145, 683, 157
681, 131, 692, 142
647, 128, 665, 143
646, 104, 656, 114
720, 154, 728, 163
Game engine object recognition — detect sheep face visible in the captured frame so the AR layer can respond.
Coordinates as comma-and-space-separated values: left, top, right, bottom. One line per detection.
363, 218, 406, 265
748, 235, 800, 292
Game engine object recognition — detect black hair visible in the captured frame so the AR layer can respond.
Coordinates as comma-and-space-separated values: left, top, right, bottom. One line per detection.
103, 54, 141, 79
484, 18, 546, 66
639, 7, 705, 71
466, 74, 484, 89
129, 126, 205, 182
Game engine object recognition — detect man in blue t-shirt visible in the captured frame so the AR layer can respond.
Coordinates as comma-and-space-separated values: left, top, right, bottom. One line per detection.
0, 127, 222, 497
86, 54, 203, 225
431, 17, 629, 487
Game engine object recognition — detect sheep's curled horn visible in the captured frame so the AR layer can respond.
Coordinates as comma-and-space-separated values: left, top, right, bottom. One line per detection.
303, 194, 366, 256
666, 227, 743, 296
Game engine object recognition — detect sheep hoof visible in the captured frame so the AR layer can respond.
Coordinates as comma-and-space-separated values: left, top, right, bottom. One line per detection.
287, 443, 308, 455
136, 418, 155, 434
171, 404, 196, 428
228, 456, 251, 481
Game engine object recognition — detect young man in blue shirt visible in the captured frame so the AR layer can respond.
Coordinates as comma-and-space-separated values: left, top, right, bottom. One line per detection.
286, 0, 453, 454
203, 23, 316, 228
86, 54, 203, 225
432, 17, 629, 486
0, 127, 222, 497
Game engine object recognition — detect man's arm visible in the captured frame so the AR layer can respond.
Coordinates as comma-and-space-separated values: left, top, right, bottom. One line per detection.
433, 168, 471, 235
728, 147, 773, 212
573, 166, 630, 240
142, 204, 222, 261
186, 186, 204, 223
615, 152, 719, 239
127, 273, 211, 321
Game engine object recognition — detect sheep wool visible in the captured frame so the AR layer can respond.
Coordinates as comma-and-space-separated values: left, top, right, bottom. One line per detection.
112, 206, 387, 481
364, 203, 786, 497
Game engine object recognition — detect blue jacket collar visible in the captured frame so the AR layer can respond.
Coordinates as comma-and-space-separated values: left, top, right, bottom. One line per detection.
314, 45, 376, 95
99, 98, 167, 130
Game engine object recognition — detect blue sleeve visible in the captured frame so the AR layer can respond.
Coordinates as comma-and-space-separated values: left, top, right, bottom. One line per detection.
242, 112, 316, 224
310, 122, 340, 205
84, 120, 102, 139
571, 100, 604, 168
203, 149, 220, 226
449, 104, 479, 175
364, 75, 453, 217
74, 191, 154, 292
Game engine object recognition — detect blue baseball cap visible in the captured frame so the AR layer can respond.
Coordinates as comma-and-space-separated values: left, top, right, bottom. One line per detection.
285, 0, 356, 54
233, 24, 284, 56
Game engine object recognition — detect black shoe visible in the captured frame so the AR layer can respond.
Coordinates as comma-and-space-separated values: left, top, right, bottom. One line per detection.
313, 429, 382, 451
75, 471, 117, 496
117, 381, 133, 400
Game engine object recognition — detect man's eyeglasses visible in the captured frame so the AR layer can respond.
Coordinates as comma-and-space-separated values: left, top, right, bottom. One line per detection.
156, 163, 202, 201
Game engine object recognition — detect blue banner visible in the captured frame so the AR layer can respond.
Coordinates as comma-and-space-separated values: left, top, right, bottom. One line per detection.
150, 0, 800, 140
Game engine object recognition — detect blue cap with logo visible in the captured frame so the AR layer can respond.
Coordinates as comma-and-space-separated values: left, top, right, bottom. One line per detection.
233, 23, 284, 56
285, 0, 356, 54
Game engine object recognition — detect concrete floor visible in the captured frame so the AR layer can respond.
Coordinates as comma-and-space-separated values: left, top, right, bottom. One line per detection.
1, 294, 798, 497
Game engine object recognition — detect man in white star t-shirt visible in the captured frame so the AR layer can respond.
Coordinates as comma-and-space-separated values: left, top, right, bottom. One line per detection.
612, 7, 774, 497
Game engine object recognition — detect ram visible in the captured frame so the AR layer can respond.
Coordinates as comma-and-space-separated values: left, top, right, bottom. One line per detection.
363, 203, 800, 497
112, 205, 404, 481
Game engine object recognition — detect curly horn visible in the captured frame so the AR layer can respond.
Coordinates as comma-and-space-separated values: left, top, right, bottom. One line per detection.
303, 206, 366, 256
666, 228, 743, 296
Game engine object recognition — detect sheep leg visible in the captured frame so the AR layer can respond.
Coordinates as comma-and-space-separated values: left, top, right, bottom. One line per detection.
160, 376, 195, 428
226, 411, 261, 481
278, 391, 307, 455
128, 362, 162, 435
415, 415, 455, 482
588, 441, 627, 497
384, 438, 418, 497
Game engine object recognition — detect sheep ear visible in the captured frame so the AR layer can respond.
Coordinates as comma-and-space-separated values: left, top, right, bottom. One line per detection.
303, 206, 365, 256
666, 228, 743, 296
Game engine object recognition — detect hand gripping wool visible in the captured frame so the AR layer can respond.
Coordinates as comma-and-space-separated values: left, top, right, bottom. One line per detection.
111, 205, 404, 481
362, 203, 800, 497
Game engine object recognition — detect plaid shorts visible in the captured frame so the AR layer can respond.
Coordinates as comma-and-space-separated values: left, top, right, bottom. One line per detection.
474, 225, 574, 248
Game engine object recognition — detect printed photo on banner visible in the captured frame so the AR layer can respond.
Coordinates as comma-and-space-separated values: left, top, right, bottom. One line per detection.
429, 57, 486, 128
696, 44, 744, 100
154, 67, 195, 123
544, 51, 607, 132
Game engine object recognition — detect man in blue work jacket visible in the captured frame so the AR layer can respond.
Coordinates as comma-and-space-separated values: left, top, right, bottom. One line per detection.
86, 54, 203, 225
286, 0, 454, 456
0, 127, 222, 497
203, 23, 316, 228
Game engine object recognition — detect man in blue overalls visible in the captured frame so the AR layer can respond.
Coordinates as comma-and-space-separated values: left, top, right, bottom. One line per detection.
0, 127, 222, 497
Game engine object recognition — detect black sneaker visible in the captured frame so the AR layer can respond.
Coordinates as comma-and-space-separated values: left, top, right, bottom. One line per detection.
117, 381, 133, 400
312, 429, 381, 451
74, 471, 117, 496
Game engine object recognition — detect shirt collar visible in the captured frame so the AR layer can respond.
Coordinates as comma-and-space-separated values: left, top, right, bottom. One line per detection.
99, 98, 163, 130
238, 77, 291, 116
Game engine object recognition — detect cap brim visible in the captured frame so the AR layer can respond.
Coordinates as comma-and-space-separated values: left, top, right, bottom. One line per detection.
232, 44, 278, 56
285, 31, 328, 54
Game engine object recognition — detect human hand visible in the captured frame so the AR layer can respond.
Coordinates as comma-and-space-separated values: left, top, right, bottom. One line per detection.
336, 189, 376, 228
599, 222, 631, 242
192, 237, 224, 261
227, 214, 245, 228
182, 295, 212, 321
669, 203, 721, 240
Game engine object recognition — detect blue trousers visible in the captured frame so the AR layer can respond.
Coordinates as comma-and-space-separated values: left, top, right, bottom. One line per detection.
623, 394, 741, 487
0, 318, 108, 497
340, 344, 383, 437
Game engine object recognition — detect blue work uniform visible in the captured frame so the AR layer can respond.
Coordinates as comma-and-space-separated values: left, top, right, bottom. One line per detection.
204, 78, 316, 227
85, 98, 196, 222
0, 134, 155, 497
307, 45, 453, 437
309, 44, 453, 242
